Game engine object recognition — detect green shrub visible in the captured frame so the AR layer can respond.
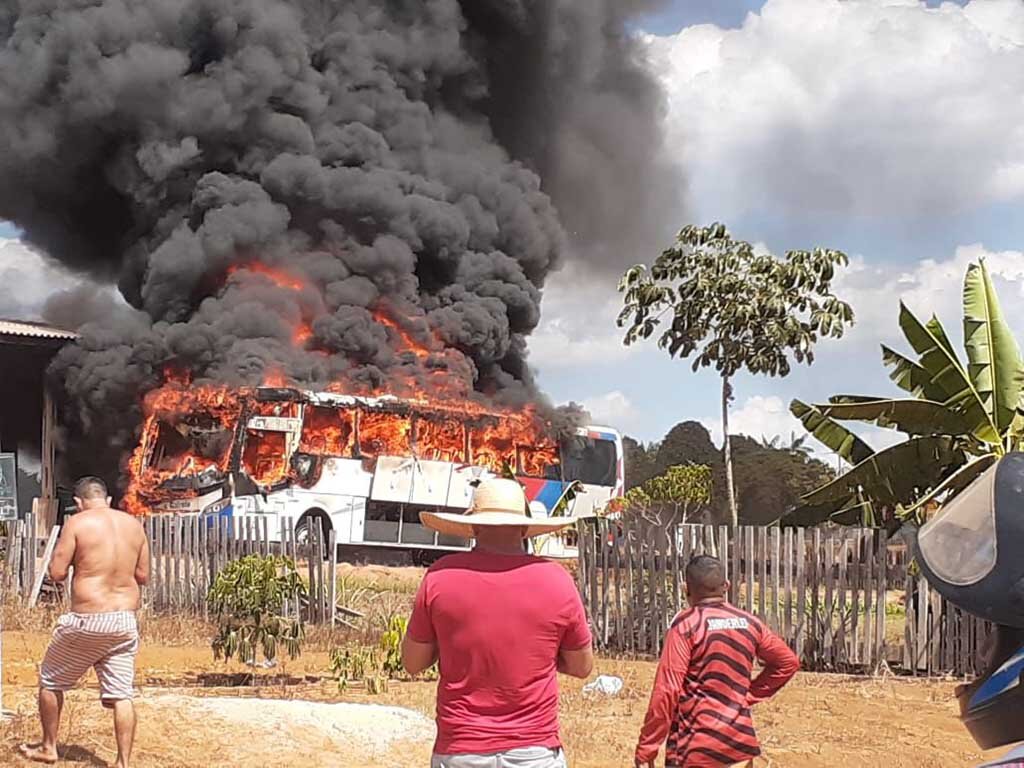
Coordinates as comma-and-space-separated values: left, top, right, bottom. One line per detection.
208, 554, 307, 666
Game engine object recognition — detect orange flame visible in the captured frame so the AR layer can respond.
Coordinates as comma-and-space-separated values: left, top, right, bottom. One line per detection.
228, 262, 307, 292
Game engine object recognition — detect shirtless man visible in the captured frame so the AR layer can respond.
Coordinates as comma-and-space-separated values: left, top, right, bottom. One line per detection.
19, 477, 150, 767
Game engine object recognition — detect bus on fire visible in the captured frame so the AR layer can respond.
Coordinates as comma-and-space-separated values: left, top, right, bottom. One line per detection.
127, 386, 624, 561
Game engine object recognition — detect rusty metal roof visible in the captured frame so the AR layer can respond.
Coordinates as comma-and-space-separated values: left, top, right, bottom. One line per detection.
0, 319, 77, 341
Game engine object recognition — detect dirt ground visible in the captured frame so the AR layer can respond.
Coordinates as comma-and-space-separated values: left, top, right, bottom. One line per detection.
0, 626, 999, 768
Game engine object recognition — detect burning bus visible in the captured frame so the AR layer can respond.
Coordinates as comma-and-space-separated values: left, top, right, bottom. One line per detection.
124, 384, 623, 562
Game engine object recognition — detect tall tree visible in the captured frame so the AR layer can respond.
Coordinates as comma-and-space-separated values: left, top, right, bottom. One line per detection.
654, 421, 720, 475
618, 223, 855, 525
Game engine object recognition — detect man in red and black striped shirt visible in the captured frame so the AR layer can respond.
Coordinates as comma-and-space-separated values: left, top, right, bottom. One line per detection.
635, 555, 799, 767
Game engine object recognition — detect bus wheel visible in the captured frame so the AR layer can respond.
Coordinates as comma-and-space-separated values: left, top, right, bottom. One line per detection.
295, 510, 331, 558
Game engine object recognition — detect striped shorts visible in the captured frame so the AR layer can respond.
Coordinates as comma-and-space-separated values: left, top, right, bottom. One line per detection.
39, 612, 139, 704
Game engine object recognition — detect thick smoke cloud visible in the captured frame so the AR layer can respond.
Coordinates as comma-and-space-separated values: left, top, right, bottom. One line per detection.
0, 0, 671, 481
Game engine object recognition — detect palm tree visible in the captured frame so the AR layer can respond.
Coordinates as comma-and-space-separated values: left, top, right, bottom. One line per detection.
785, 260, 1023, 527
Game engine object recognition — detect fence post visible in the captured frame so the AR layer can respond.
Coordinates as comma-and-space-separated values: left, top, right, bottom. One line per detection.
624, 515, 636, 655
862, 530, 875, 669
770, 527, 781, 633
783, 527, 794, 646
795, 527, 806, 659
613, 521, 624, 648
875, 532, 887, 671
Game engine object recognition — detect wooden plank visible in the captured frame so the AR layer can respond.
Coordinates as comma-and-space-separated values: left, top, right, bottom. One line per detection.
575, 521, 588, 613
600, 518, 610, 647
836, 537, 849, 667
770, 527, 781, 633
636, 520, 647, 654
729, 526, 740, 606
670, 522, 680, 615
718, 524, 730, 602
849, 532, 862, 666
589, 522, 600, 636
311, 522, 323, 624
5, 520, 23, 595
261, 516, 270, 558
875, 532, 887, 669
808, 528, 821, 668
757, 527, 768, 622
28, 526, 61, 608
149, 517, 161, 611
171, 516, 182, 609
647, 523, 660, 655
612, 522, 622, 649
904, 574, 916, 675
795, 527, 806, 658
744, 527, 754, 614
581, 520, 594, 644
22, 512, 35, 601
929, 580, 943, 674
823, 531, 836, 666
279, 519, 290, 618
783, 527, 794, 646
328, 529, 338, 626
862, 531, 875, 669
624, 515, 636, 655
181, 517, 191, 612
188, 516, 198, 613
201, 516, 210, 619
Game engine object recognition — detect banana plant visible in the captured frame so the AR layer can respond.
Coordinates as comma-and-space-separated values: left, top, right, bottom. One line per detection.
785, 260, 1023, 526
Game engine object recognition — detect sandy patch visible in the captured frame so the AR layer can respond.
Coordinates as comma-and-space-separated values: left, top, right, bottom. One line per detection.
149, 694, 434, 754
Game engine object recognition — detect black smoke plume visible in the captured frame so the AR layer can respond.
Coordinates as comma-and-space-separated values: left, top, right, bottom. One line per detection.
0, 0, 674, 483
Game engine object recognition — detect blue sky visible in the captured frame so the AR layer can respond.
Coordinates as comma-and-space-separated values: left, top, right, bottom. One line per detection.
4, 0, 1024, 455
529, 0, 1024, 447
639, 0, 967, 35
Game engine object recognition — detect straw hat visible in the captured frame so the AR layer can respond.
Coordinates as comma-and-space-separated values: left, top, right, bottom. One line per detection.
420, 478, 577, 538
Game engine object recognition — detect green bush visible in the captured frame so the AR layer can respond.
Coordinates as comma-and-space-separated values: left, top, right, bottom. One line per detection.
208, 554, 307, 666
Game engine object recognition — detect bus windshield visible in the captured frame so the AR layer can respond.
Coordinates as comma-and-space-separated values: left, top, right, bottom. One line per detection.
560, 435, 617, 486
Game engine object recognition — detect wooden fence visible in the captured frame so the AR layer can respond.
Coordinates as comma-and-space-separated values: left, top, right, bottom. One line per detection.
576, 517, 991, 677
1, 513, 992, 676
1, 513, 349, 626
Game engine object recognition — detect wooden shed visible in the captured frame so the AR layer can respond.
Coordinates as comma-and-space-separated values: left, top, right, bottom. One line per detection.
0, 319, 77, 535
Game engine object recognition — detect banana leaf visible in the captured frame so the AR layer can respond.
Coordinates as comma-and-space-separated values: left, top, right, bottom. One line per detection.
790, 399, 874, 464
897, 302, 995, 441
962, 261, 1024, 436
881, 345, 957, 402
821, 396, 973, 436
779, 495, 872, 527
798, 435, 965, 507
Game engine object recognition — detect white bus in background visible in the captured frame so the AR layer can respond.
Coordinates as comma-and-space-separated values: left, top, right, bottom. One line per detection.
132, 387, 624, 562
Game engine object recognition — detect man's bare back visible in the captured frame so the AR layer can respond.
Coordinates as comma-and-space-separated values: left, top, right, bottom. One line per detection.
50, 506, 150, 613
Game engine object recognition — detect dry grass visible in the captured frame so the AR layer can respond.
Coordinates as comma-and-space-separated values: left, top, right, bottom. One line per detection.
0, 573, 996, 768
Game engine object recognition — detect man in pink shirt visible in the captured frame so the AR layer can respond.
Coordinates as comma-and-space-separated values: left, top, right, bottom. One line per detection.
402, 478, 594, 768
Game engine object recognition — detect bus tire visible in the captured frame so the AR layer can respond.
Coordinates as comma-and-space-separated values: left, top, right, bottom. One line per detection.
296, 510, 332, 559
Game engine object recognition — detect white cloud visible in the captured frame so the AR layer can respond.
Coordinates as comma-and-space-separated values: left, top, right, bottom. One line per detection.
834, 243, 1024, 352
703, 395, 801, 446
0, 238, 83, 320
647, 0, 1024, 219
580, 390, 639, 430
528, 262, 638, 370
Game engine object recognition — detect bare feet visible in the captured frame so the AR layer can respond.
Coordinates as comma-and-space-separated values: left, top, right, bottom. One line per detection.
18, 743, 58, 764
